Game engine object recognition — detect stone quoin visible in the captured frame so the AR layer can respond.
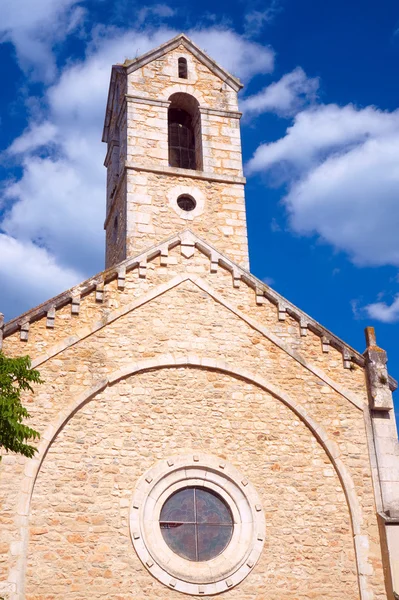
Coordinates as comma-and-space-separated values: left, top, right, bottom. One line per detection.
1, 33, 399, 600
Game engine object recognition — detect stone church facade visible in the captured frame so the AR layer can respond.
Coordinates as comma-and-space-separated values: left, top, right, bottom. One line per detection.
1, 34, 399, 600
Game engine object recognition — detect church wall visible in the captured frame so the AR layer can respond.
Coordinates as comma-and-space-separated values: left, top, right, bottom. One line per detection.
25, 368, 359, 600
1, 35, 398, 600
0, 267, 389, 599
124, 46, 244, 179
125, 172, 248, 266
126, 101, 169, 168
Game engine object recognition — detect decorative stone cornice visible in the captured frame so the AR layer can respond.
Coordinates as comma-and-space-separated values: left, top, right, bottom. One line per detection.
2, 229, 396, 391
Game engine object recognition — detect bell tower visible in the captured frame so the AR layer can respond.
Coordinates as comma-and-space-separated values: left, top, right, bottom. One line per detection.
102, 34, 249, 269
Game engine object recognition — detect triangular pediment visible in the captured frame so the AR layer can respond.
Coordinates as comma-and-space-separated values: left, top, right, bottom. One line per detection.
2, 229, 396, 391
123, 34, 243, 92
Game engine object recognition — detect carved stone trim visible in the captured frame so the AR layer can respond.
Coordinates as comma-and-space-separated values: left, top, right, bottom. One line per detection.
130, 455, 265, 595
3, 229, 395, 391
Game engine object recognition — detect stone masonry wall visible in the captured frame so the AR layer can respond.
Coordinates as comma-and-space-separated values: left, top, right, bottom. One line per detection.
1, 244, 369, 398
105, 174, 127, 268
104, 43, 248, 267
0, 244, 391, 599
127, 45, 239, 111
1, 36, 397, 600
25, 368, 358, 600
125, 171, 248, 266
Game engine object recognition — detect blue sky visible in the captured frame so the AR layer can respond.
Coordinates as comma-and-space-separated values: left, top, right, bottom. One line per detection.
1, 0, 399, 404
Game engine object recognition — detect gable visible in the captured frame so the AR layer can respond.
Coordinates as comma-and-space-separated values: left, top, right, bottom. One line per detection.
124, 34, 242, 92
2, 230, 387, 402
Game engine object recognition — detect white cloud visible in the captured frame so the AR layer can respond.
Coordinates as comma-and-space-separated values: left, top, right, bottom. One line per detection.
2, 153, 105, 273
365, 296, 399, 324
190, 28, 274, 82
244, 1, 281, 37
7, 122, 58, 155
0, 234, 82, 319
0, 22, 276, 320
240, 67, 319, 118
247, 104, 399, 268
247, 104, 399, 174
137, 4, 175, 26
0, 0, 85, 81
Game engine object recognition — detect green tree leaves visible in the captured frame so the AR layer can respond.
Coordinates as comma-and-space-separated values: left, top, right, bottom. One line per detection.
0, 352, 41, 460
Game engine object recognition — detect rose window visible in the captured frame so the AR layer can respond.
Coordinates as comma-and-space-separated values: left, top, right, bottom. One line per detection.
160, 487, 233, 561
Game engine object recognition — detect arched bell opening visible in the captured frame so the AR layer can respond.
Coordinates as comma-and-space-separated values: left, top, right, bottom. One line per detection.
168, 92, 203, 171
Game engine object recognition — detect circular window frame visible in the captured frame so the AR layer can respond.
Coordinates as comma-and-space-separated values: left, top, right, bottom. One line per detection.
130, 454, 265, 595
167, 185, 205, 221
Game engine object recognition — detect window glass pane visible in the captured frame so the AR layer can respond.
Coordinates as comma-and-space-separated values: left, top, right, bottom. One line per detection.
160, 523, 197, 561
160, 488, 195, 522
180, 149, 190, 169
180, 126, 188, 147
169, 123, 180, 145
195, 488, 233, 524
168, 146, 180, 167
159, 487, 234, 561
197, 524, 233, 561
168, 107, 197, 170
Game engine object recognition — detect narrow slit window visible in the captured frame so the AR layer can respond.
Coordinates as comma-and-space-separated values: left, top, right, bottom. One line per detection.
112, 214, 118, 243
178, 57, 188, 79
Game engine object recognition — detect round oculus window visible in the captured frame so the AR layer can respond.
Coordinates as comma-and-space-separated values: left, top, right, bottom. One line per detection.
130, 454, 265, 595
160, 487, 233, 561
177, 194, 196, 211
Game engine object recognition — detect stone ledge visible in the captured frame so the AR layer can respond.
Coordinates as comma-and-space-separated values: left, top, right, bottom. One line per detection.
125, 163, 246, 184
125, 94, 170, 108
199, 107, 242, 119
